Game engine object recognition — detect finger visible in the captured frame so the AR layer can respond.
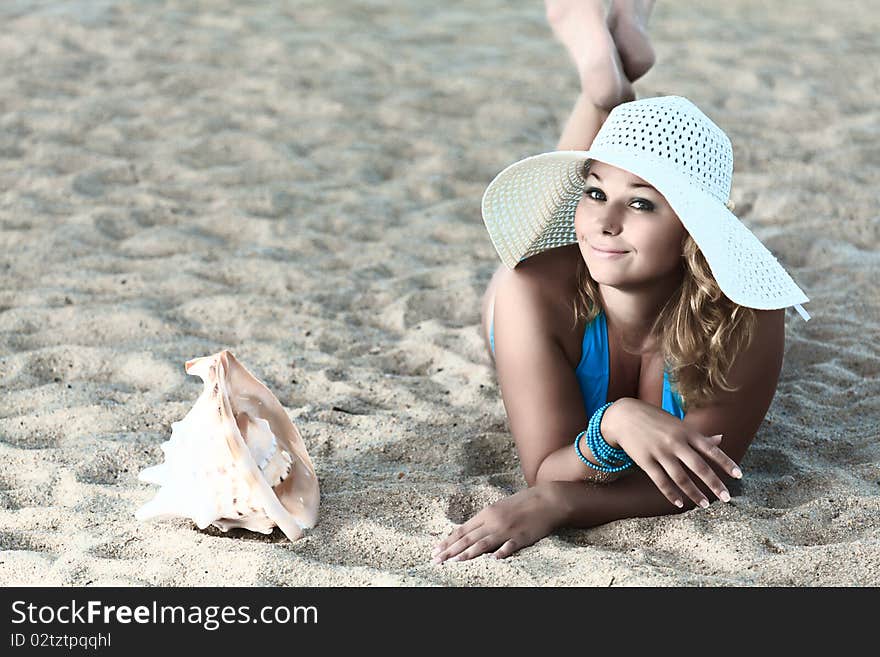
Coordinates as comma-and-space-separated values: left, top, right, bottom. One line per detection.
443, 524, 493, 561
432, 516, 485, 552
675, 448, 730, 503
693, 434, 742, 480
451, 535, 504, 562
657, 456, 710, 508
431, 520, 481, 559
431, 523, 463, 557
433, 523, 491, 563
492, 539, 519, 560
640, 460, 686, 508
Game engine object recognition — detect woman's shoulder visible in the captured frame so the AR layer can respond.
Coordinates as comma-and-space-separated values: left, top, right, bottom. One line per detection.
493, 245, 583, 364
679, 307, 786, 463
703, 307, 785, 403
494, 245, 581, 318
747, 308, 785, 353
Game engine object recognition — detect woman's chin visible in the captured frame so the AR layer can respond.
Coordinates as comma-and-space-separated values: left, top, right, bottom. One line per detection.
585, 261, 626, 283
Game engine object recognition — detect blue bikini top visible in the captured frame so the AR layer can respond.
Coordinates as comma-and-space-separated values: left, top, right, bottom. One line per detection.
488, 310, 685, 418
577, 310, 685, 419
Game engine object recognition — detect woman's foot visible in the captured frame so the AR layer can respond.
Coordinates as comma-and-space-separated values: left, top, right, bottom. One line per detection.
545, 0, 634, 110
607, 0, 656, 83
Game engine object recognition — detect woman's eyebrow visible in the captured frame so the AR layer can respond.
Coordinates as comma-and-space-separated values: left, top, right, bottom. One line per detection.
587, 171, 656, 190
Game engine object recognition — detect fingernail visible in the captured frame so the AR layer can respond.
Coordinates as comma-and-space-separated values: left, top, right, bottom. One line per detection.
720, 490, 731, 502
674, 499, 683, 508
711, 433, 723, 438
732, 467, 742, 479
699, 499, 709, 508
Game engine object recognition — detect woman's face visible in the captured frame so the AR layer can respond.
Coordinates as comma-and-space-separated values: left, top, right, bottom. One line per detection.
573, 159, 688, 289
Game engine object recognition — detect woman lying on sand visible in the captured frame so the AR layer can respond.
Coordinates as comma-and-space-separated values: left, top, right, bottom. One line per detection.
432, 0, 810, 563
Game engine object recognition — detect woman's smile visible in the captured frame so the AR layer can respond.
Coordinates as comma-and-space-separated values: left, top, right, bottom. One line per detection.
590, 245, 630, 259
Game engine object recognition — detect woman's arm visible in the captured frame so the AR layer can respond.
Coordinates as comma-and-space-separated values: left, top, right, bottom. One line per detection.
432, 310, 785, 562
554, 433, 733, 530
534, 399, 631, 484
557, 308, 782, 525
494, 262, 649, 487
556, 468, 696, 527
492, 263, 600, 486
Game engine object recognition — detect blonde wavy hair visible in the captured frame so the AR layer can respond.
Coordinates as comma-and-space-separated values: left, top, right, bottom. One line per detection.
573, 232, 758, 411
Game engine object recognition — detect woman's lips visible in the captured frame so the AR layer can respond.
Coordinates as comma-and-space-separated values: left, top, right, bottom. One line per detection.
591, 245, 629, 259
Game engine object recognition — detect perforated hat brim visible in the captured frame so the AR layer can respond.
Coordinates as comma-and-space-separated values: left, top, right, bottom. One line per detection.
481, 150, 810, 314
481, 151, 584, 269
481, 95, 810, 318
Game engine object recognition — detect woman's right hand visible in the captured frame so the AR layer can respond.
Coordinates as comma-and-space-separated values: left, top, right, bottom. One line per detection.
601, 398, 743, 508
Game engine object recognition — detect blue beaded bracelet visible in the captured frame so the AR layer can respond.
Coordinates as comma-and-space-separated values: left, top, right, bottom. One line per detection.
588, 402, 633, 469
574, 401, 634, 473
588, 431, 629, 466
587, 431, 631, 469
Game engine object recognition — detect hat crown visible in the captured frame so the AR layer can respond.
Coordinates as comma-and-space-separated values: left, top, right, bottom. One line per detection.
590, 96, 733, 204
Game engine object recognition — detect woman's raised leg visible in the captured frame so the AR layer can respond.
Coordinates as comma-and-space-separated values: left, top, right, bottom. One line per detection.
545, 0, 632, 110
556, 89, 615, 151
607, 0, 657, 83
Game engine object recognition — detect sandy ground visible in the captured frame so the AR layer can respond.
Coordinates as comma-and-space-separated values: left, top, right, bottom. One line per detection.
1, 0, 878, 586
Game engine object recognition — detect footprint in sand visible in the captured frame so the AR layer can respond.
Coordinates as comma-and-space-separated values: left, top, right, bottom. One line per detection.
460, 432, 518, 477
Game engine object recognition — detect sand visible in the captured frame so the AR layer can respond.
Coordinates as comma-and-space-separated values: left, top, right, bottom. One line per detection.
0, 0, 878, 586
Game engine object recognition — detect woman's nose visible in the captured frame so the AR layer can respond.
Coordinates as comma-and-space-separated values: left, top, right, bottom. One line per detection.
588, 200, 624, 233
599, 212, 622, 234
576, 198, 622, 235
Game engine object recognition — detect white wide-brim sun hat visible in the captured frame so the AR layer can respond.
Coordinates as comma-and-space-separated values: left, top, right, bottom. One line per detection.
481, 95, 811, 321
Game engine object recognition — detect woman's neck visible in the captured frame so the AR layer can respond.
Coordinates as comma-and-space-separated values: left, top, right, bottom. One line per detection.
598, 270, 683, 353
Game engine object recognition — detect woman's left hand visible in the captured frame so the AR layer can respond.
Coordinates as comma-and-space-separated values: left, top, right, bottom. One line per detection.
603, 397, 738, 508
431, 483, 569, 562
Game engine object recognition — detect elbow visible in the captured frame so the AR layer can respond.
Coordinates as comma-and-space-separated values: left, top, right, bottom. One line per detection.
532, 459, 588, 487
528, 461, 549, 487
527, 456, 557, 487
524, 466, 540, 488
534, 456, 629, 487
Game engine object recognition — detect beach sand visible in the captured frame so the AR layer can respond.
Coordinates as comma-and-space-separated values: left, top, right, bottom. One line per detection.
1, 0, 878, 586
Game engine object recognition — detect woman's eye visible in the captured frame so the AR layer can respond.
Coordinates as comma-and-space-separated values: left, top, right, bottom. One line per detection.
584, 188, 654, 212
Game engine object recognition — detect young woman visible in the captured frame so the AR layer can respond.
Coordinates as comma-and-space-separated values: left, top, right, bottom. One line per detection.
431, 3, 810, 563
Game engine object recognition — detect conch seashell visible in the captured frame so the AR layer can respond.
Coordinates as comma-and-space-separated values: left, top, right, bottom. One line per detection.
135, 351, 319, 541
